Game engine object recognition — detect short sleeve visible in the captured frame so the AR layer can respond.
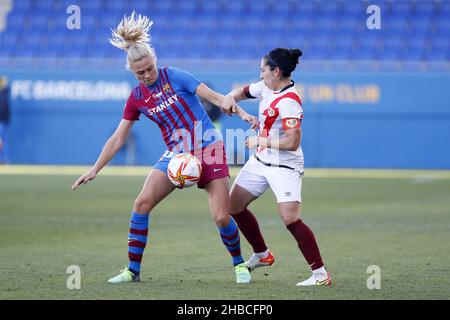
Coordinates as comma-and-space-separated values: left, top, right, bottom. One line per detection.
167, 67, 201, 94
122, 92, 140, 121
247, 81, 265, 99
278, 98, 303, 120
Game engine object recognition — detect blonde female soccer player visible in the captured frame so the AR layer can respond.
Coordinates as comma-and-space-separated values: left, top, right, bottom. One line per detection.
221, 48, 332, 286
72, 13, 258, 284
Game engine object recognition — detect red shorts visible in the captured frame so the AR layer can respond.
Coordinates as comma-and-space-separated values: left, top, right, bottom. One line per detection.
195, 142, 230, 189
154, 142, 230, 189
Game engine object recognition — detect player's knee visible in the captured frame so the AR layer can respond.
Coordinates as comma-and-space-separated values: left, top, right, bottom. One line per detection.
133, 196, 154, 214
213, 213, 230, 228
281, 216, 295, 226
280, 213, 300, 226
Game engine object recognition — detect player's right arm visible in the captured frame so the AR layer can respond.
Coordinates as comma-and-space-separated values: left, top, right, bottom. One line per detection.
71, 119, 134, 190
221, 82, 263, 114
220, 87, 247, 115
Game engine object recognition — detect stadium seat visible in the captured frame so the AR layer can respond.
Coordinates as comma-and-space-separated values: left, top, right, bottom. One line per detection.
425, 46, 448, 61
270, 3, 291, 18
246, 0, 268, 16
44, 32, 65, 48
80, 14, 98, 29
391, 1, 412, 16
221, 0, 246, 17
33, 1, 54, 11
296, 1, 317, 15
0, 45, 14, 58
340, 1, 364, 17
103, 1, 127, 13
318, 0, 340, 15
433, 16, 450, 35
11, 0, 32, 11
439, 0, 450, 15
78, 0, 102, 11
333, 36, 354, 59
0, 33, 17, 49
338, 16, 363, 35
22, 32, 41, 50
402, 48, 425, 61
0, 0, 447, 65
383, 14, 408, 33
313, 17, 337, 34
4, 10, 25, 31
201, 1, 224, 15
413, 1, 436, 15
430, 35, 449, 54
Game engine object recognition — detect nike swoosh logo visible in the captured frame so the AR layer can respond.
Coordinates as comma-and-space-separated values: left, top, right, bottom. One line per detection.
316, 279, 328, 285
213, 168, 222, 172
145, 97, 151, 103
316, 273, 331, 285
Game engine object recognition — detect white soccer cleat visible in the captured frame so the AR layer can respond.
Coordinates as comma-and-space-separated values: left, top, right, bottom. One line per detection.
107, 268, 140, 284
296, 271, 332, 287
245, 251, 275, 271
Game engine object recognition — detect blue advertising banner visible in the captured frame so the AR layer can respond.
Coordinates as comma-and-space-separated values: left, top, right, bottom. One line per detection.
2, 67, 450, 169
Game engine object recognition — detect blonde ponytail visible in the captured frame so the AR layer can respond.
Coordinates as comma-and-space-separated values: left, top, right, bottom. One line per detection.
109, 12, 157, 68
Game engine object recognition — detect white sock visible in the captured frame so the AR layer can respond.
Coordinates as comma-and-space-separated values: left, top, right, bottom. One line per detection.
255, 249, 269, 258
312, 266, 326, 276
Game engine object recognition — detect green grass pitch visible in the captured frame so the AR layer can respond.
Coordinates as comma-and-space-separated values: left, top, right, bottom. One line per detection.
1, 167, 449, 299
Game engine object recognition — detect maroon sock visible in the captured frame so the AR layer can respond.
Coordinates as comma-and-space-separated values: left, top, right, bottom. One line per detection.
233, 208, 267, 253
287, 219, 324, 270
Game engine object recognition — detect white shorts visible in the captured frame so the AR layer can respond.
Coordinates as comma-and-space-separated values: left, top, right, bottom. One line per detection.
234, 155, 303, 203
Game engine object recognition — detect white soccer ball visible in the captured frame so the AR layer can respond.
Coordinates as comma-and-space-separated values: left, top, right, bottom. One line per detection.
167, 153, 202, 189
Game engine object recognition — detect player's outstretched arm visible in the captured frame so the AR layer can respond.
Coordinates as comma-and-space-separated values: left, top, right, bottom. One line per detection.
221, 87, 248, 115
222, 87, 258, 129
196, 83, 235, 115
196, 83, 258, 129
71, 119, 134, 190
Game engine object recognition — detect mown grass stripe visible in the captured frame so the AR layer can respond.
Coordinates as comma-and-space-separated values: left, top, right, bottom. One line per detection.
1, 165, 450, 179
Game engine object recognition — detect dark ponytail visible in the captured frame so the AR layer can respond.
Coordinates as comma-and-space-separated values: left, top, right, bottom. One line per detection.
265, 48, 302, 78
288, 48, 303, 64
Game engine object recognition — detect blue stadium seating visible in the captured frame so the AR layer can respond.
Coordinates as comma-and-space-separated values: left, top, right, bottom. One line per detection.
0, 0, 448, 63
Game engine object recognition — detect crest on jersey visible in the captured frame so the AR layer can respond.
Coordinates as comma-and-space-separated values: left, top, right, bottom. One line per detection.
163, 83, 171, 92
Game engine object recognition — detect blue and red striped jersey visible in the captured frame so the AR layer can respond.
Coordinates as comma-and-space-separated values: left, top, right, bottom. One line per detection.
123, 67, 221, 152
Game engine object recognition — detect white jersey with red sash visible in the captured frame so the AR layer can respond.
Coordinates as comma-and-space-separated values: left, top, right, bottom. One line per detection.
245, 80, 304, 170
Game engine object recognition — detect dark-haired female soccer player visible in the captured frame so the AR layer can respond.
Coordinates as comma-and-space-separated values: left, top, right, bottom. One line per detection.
221, 48, 331, 286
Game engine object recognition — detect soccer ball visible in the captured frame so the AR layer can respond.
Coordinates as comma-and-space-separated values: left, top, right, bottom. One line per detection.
167, 153, 202, 189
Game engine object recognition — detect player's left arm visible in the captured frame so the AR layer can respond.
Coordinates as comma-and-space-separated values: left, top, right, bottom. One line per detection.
246, 121, 301, 151
196, 83, 258, 129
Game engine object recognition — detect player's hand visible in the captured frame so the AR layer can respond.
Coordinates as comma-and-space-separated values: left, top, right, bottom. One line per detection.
245, 136, 259, 149
220, 94, 237, 115
71, 170, 97, 190
241, 113, 259, 130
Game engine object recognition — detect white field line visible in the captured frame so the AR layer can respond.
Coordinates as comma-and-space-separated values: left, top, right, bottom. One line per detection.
1, 165, 450, 179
